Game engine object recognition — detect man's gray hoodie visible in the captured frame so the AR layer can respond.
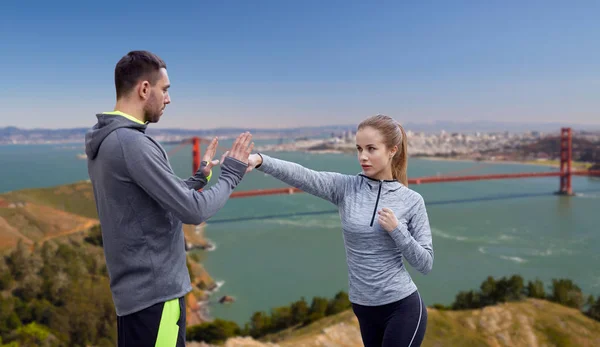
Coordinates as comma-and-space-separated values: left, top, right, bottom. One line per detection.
85, 113, 247, 316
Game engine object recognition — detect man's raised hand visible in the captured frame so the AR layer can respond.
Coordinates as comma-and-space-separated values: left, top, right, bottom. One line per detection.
201, 137, 221, 177
227, 132, 254, 165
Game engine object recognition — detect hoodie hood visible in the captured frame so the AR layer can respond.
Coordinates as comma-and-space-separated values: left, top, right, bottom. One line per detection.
85, 113, 147, 160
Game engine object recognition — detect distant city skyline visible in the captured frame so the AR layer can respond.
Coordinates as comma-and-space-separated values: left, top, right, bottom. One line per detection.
2, 119, 598, 136
1, 1, 599, 129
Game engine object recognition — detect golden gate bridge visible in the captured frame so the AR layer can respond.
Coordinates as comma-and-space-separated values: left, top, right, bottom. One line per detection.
167, 128, 600, 197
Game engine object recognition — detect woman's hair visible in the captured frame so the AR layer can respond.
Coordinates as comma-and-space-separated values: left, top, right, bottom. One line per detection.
357, 114, 408, 185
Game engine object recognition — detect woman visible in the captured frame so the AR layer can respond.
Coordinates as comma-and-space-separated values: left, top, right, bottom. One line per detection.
247, 114, 433, 347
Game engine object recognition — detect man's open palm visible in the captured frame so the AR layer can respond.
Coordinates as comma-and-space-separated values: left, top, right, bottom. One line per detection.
227, 132, 254, 164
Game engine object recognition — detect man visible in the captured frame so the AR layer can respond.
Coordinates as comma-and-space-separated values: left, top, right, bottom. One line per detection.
85, 50, 253, 346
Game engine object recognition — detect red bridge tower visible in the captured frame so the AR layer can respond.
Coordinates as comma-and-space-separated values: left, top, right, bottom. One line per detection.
557, 127, 573, 195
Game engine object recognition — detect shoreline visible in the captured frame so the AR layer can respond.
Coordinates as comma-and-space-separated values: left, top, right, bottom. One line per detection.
184, 223, 221, 325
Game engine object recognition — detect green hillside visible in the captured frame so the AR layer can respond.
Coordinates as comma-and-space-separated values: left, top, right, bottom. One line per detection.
192, 299, 600, 347
1, 181, 97, 219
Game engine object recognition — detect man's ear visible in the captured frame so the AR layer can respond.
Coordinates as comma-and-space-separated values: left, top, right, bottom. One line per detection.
138, 81, 151, 100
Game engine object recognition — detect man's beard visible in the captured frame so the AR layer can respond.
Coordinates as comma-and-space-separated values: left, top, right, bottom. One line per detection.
143, 93, 162, 123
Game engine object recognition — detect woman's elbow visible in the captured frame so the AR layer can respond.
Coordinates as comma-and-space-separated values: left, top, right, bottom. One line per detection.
419, 261, 433, 275
418, 252, 434, 275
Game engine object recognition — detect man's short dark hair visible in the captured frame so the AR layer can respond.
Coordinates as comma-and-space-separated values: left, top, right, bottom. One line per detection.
114, 50, 167, 99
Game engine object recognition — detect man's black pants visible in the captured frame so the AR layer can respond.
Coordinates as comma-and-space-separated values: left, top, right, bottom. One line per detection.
117, 296, 186, 347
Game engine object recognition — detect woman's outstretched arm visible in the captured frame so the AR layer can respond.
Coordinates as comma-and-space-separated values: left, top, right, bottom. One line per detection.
249, 153, 353, 206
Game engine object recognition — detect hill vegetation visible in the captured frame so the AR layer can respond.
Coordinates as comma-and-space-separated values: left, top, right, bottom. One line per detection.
2, 182, 600, 346
185, 274, 600, 345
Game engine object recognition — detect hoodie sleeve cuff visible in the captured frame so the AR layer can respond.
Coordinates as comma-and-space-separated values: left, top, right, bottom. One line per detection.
255, 153, 264, 169
221, 157, 248, 181
390, 223, 412, 249
256, 153, 269, 171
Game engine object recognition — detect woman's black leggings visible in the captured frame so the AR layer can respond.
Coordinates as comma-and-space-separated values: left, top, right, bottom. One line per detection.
351, 290, 427, 347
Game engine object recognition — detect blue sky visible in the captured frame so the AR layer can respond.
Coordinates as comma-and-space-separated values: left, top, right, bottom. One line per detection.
1, 0, 598, 129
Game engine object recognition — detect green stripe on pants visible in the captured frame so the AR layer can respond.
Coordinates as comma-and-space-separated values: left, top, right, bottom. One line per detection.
155, 298, 180, 347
